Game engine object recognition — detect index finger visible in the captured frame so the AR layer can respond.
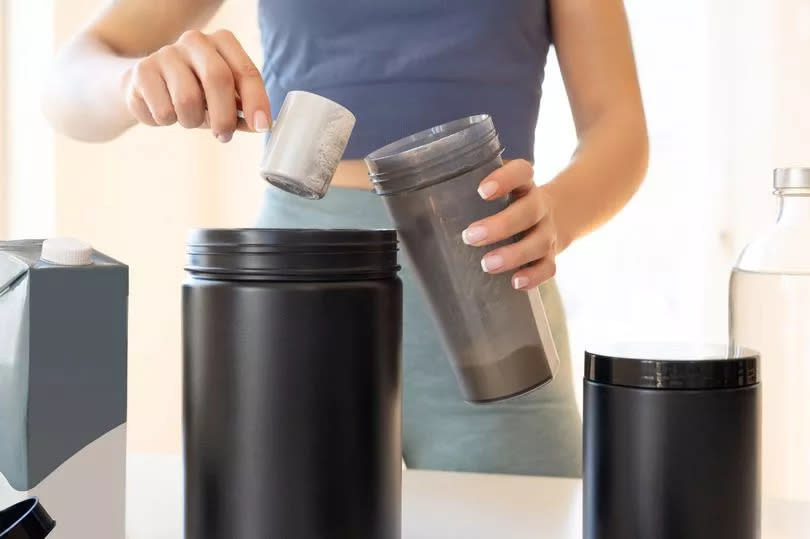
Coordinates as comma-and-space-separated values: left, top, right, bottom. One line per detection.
210, 29, 271, 133
478, 159, 535, 200
199, 110, 250, 131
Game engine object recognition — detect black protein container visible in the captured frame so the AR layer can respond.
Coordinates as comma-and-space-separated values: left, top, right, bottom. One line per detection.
583, 344, 761, 539
183, 229, 402, 539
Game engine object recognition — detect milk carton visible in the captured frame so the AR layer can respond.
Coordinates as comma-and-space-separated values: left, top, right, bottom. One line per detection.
0, 238, 127, 539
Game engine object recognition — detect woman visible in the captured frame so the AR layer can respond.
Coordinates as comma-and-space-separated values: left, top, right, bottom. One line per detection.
44, 0, 647, 477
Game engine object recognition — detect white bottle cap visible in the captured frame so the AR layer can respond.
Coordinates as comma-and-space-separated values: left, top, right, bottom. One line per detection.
40, 238, 94, 266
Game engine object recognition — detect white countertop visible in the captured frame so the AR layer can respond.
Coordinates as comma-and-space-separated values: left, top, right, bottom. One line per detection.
126, 454, 807, 539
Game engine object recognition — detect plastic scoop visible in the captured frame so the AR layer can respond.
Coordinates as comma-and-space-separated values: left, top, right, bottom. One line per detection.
258, 91, 356, 199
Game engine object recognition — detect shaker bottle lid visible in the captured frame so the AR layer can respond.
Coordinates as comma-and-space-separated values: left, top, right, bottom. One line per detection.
585, 343, 759, 389
365, 115, 504, 195
0, 498, 56, 538
774, 167, 810, 190
40, 238, 93, 266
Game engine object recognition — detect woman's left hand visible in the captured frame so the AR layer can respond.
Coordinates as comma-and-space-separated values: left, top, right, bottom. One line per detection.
462, 159, 558, 290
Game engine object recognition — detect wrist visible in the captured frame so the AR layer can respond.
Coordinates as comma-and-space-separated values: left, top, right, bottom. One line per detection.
116, 59, 139, 126
539, 183, 574, 253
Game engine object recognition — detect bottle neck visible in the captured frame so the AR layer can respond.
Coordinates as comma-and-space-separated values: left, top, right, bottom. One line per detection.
776, 188, 810, 223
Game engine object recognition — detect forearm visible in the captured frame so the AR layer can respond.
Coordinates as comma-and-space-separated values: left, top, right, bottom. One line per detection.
42, 34, 138, 142
542, 104, 649, 251
42, 0, 222, 142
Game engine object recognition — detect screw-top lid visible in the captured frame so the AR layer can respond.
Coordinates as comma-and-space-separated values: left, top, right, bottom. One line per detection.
40, 238, 93, 266
0, 498, 56, 538
186, 228, 399, 281
585, 343, 759, 390
774, 167, 810, 190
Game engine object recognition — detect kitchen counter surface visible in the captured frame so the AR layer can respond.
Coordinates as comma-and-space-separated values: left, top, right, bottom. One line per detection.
127, 454, 806, 538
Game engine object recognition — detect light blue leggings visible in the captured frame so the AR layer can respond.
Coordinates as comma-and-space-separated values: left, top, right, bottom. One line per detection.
257, 186, 582, 477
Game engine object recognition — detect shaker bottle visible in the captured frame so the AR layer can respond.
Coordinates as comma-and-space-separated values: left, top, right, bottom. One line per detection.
365, 115, 559, 403
583, 344, 761, 539
183, 228, 402, 539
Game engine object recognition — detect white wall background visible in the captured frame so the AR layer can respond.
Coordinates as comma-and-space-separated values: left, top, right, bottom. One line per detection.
538, 0, 810, 409
3, 1, 55, 238
2, 0, 809, 451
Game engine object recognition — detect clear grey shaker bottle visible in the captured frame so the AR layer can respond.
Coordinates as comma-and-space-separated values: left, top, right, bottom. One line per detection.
365, 115, 559, 403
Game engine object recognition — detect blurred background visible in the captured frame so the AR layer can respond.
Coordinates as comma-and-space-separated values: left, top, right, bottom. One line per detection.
0, 0, 808, 456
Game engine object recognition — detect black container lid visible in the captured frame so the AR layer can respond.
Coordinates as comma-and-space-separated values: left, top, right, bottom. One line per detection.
585, 343, 760, 389
186, 228, 399, 281
0, 498, 55, 538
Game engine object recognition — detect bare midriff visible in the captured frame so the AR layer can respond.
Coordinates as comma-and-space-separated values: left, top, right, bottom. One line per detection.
331, 160, 375, 190
331, 159, 513, 190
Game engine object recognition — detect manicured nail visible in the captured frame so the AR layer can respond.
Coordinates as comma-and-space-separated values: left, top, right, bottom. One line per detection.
513, 276, 530, 289
478, 181, 498, 199
217, 132, 232, 143
481, 254, 504, 272
462, 225, 488, 245
253, 110, 270, 132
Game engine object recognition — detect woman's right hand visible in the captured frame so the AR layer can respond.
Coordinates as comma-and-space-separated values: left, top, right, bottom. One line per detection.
121, 29, 270, 143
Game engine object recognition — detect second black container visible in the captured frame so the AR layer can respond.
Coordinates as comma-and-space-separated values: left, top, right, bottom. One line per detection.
183, 229, 402, 539
583, 344, 761, 539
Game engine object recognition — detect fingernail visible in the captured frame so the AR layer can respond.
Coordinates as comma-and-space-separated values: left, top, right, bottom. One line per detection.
478, 181, 498, 199
481, 254, 504, 272
216, 132, 232, 143
253, 110, 270, 132
462, 226, 488, 245
513, 276, 530, 289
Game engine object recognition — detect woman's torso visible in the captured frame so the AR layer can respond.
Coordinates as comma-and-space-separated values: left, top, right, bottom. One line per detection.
258, 0, 552, 188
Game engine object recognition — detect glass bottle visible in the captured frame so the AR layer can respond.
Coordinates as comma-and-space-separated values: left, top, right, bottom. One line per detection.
730, 167, 810, 523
